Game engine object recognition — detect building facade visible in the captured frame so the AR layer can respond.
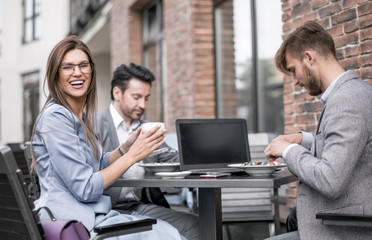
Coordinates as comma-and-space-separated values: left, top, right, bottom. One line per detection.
0, 0, 69, 144
72, 0, 285, 134
1, 0, 371, 221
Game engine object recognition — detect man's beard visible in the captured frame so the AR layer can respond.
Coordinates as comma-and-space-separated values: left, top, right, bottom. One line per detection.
302, 64, 323, 96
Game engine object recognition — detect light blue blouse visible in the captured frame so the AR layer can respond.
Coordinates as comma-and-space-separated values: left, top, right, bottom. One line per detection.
33, 100, 185, 240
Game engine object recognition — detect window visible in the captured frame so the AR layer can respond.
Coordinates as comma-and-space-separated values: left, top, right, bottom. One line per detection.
23, 0, 41, 43
214, 0, 283, 133
142, 0, 164, 122
23, 71, 39, 141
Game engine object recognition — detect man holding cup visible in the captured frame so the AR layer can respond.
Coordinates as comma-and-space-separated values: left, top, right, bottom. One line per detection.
96, 63, 199, 240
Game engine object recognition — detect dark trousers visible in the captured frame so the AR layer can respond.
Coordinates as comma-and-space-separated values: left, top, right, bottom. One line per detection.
286, 207, 298, 232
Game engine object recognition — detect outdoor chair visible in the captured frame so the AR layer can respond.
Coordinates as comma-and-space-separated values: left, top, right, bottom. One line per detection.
0, 145, 156, 240
23, 141, 40, 200
316, 209, 372, 227
221, 133, 278, 239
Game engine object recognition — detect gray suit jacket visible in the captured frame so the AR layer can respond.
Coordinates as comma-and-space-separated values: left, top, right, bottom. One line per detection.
96, 107, 178, 204
285, 71, 372, 239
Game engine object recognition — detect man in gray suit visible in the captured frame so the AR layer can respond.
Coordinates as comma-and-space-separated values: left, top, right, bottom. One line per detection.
96, 63, 199, 240
265, 21, 372, 239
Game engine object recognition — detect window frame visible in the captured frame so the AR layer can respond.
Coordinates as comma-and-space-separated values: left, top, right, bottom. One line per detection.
141, 0, 164, 122
22, 0, 41, 44
22, 70, 39, 141
213, 0, 284, 133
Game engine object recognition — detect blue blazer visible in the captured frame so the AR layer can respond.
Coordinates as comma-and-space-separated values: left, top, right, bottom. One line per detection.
33, 100, 111, 231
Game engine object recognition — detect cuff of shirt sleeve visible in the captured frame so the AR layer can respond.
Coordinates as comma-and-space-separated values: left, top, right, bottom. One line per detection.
101, 152, 111, 169
283, 143, 298, 159
298, 131, 313, 150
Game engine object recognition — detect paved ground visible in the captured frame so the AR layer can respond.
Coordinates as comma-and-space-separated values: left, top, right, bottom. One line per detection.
222, 222, 287, 240
168, 191, 288, 240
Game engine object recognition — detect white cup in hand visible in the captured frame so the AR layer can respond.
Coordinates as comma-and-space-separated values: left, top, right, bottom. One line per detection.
141, 122, 165, 133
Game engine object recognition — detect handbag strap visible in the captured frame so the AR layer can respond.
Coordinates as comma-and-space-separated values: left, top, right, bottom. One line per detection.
36, 206, 57, 221
37, 206, 90, 240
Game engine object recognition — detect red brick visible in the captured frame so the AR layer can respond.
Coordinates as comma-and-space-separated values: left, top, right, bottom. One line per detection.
291, 0, 302, 9
296, 114, 316, 124
305, 124, 317, 132
359, 40, 372, 54
283, 82, 295, 94
358, 14, 372, 29
292, 1, 311, 16
287, 181, 299, 188
282, 12, 292, 22
344, 20, 358, 33
360, 28, 372, 41
328, 25, 343, 37
308, 101, 324, 112
311, 0, 329, 10
359, 55, 372, 67
282, 1, 292, 12
344, 45, 359, 57
294, 92, 308, 102
318, 18, 331, 30
340, 56, 360, 70
331, 9, 357, 26
360, 67, 372, 80
295, 102, 306, 112
336, 48, 345, 60
334, 32, 359, 48
358, 2, 372, 17
284, 93, 295, 104
319, 4, 342, 18
284, 104, 295, 114
285, 115, 296, 125
342, 0, 357, 8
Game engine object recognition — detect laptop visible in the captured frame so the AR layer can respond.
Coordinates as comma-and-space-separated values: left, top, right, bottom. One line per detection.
176, 118, 251, 174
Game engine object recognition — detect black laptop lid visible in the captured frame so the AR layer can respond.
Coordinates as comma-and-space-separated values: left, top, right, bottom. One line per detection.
176, 118, 251, 171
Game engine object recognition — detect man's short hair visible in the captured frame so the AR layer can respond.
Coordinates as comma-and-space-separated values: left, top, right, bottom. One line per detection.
110, 63, 155, 100
275, 21, 337, 75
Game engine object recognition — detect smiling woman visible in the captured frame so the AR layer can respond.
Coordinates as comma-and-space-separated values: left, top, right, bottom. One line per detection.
30, 35, 185, 239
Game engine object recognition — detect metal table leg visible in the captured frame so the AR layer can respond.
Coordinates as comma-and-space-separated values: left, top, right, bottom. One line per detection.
198, 188, 222, 240
273, 187, 280, 235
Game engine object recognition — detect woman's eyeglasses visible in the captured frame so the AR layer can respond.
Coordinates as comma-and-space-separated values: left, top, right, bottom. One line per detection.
59, 63, 93, 75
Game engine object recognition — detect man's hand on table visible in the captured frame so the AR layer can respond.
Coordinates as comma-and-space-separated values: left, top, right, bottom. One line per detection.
264, 133, 303, 161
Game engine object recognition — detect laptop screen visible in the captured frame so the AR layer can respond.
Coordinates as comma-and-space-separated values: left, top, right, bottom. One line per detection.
176, 119, 251, 171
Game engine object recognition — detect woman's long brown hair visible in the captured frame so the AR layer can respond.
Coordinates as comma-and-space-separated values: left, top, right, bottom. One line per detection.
30, 35, 98, 171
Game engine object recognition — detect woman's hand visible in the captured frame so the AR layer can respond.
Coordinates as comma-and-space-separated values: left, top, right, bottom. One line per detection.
102, 126, 165, 188
124, 126, 166, 165
121, 127, 141, 153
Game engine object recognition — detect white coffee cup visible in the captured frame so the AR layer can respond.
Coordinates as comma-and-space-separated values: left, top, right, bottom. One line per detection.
141, 122, 166, 133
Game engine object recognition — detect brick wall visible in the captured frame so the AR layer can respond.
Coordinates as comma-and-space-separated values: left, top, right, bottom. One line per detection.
110, 0, 142, 71
164, 0, 216, 131
280, 0, 372, 210
215, 0, 237, 118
